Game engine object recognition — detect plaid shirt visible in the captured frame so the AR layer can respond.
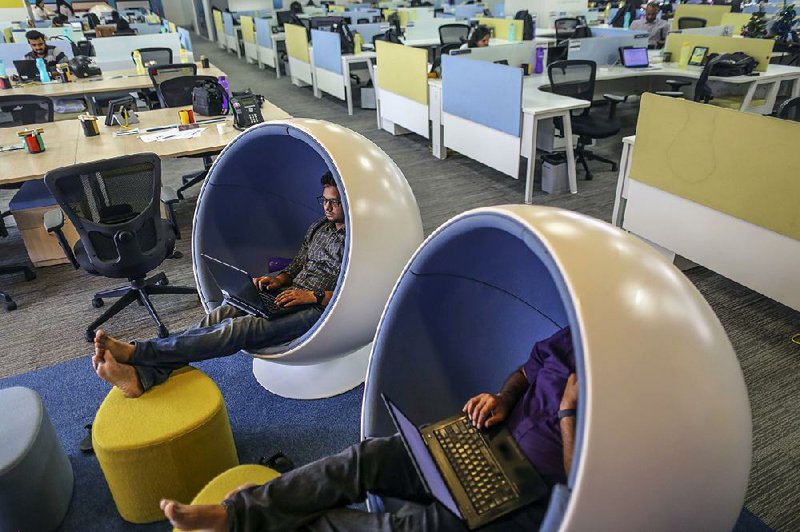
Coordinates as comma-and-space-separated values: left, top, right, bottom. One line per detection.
279, 218, 345, 292
25, 45, 68, 68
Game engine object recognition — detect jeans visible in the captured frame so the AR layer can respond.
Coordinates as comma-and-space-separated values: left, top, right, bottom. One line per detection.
224, 435, 547, 531
131, 304, 323, 391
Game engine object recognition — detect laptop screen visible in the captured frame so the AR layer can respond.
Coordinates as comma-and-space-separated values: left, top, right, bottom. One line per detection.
384, 396, 461, 518
621, 47, 649, 67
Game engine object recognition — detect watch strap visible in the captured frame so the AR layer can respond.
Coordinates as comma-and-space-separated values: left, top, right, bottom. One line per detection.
557, 408, 577, 420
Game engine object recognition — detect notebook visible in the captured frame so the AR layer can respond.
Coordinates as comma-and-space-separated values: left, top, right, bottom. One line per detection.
383, 394, 548, 530
201, 254, 310, 320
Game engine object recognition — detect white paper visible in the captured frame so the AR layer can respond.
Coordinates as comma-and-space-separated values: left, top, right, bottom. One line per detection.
138, 127, 206, 143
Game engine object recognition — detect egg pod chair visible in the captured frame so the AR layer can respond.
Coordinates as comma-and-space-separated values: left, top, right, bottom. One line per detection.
192, 119, 424, 399
361, 205, 751, 530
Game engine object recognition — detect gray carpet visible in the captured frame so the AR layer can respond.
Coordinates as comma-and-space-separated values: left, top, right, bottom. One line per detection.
0, 36, 798, 530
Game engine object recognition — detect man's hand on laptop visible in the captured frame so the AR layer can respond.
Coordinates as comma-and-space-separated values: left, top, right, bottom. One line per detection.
275, 289, 316, 307
463, 393, 513, 430
253, 275, 283, 291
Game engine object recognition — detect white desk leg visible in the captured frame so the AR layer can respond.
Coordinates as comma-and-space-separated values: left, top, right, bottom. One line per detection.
561, 112, 578, 194
343, 60, 353, 115
791, 75, 800, 98
612, 141, 631, 227
430, 86, 446, 160
739, 80, 757, 112
523, 112, 537, 205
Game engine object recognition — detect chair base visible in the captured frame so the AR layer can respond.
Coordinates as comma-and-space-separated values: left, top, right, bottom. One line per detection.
575, 141, 618, 180
0, 264, 36, 311
85, 271, 197, 342
177, 155, 213, 200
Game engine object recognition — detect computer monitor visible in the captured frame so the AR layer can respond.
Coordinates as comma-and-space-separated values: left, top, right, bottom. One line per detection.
619, 46, 649, 68
276, 10, 295, 27
309, 16, 343, 30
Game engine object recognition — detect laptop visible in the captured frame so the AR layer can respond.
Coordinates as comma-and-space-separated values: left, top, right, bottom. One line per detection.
383, 394, 548, 530
201, 254, 310, 320
619, 46, 657, 69
13, 60, 40, 82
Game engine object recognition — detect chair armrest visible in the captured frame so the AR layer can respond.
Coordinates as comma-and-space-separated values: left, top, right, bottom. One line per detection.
603, 93, 628, 118
43, 209, 79, 269
160, 186, 181, 240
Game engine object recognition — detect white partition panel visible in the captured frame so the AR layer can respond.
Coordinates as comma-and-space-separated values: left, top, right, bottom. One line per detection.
92, 33, 183, 71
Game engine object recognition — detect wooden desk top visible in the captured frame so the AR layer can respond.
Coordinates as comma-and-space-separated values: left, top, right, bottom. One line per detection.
2, 63, 226, 98
0, 100, 292, 186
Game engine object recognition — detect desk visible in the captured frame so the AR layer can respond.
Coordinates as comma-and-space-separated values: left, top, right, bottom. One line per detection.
311, 49, 377, 115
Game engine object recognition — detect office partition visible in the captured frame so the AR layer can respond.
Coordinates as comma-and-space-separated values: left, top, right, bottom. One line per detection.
285, 23, 312, 86
0, 42, 74, 73
478, 16, 523, 41
663, 34, 773, 72
720, 12, 752, 35
375, 40, 429, 137
241, 15, 257, 63
459, 40, 537, 67
213, 9, 225, 48
568, 33, 648, 66
671, 4, 731, 30
11, 27, 85, 42
350, 22, 383, 45
92, 33, 183, 71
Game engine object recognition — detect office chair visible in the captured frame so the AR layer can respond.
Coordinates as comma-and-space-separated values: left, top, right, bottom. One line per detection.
85, 12, 100, 29
677, 16, 707, 29
133, 47, 173, 67
357, 17, 369, 23
439, 23, 470, 46
43, 153, 196, 341
73, 40, 95, 56
776, 96, 800, 121
0, 214, 36, 311
146, 63, 197, 109
555, 17, 581, 41
656, 56, 765, 110
548, 60, 626, 179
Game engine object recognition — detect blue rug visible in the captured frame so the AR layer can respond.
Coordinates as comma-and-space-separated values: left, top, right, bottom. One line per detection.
1, 354, 772, 531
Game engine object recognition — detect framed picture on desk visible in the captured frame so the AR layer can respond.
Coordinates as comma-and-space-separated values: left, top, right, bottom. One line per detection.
689, 46, 709, 67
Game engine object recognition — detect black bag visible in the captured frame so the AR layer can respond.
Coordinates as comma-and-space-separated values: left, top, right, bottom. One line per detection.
514, 10, 535, 40
334, 21, 355, 54
709, 52, 758, 76
192, 79, 228, 116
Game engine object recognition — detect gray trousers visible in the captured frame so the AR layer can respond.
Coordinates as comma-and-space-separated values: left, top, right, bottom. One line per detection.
131, 304, 323, 391
225, 435, 547, 531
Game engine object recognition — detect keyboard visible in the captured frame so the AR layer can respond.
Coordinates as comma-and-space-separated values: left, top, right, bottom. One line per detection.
258, 290, 285, 315
434, 417, 516, 515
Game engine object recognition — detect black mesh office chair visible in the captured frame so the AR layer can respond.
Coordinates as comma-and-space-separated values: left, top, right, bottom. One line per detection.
554, 17, 580, 42
44, 153, 196, 341
357, 17, 369, 24
776, 96, 800, 121
0, 95, 54, 127
133, 47, 173, 67
439, 23, 470, 45
145, 63, 197, 109
1, 210, 36, 311
548, 60, 626, 179
677, 16, 707, 29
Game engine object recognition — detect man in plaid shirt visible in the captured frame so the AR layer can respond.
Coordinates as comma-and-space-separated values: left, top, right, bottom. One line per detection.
92, 172, 345, 397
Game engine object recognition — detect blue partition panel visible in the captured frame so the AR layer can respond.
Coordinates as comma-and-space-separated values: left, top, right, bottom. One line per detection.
494, 3, 505, 17
454, 4, 484, 18
0, 43, 73, 73
568, 33, 649, 65
311, 29, 343, 74
442, 54, 522, 137
177, 26, 192, 51
350, 23, 383, 44
343, 8, 380, 22
590, 27, 648, 38
223, 11, 235, 37
255, 17, 273, 47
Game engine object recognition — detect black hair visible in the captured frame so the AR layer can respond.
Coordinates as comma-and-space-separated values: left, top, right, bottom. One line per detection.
35, 0, 44, 6
26, 30, 46, 41
52, 14, 68, 25
468, 25, 491, 48
290, 1, 304, 14
321, 171, 336, 188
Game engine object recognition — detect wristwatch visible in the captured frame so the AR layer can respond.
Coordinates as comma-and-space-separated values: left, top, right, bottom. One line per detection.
557, 409, 577, 420
313, 289, 325, 305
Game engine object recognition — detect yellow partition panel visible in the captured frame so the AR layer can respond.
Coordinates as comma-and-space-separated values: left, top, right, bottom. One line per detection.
329, 4, 345, 12
672, 4, 731, 30
0, 0, 22, 6
721, 12, 752, 35
477, 17, 523, 41
241, 15, 256, 43
664, 34, 772, 72
376, 40, 428, 104
630, 94, 800, 240
285, 23, 310, 63
213, 10, 224, 37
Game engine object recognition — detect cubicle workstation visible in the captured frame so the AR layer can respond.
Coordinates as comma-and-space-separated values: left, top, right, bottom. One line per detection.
222, 11, 241, 57
254, 16, 284, 78
285, 23, 313, 88
671, 3, 732, 30
310, 29, 376, 115
213, 9, 227, 49
614, 94, 800, 312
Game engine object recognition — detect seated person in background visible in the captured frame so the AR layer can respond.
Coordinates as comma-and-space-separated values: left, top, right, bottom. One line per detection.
629, 1, 670, 48
93, 172, 346, 398
160, 327, 578, 531
56, 0, 75, 17
31, 0, 51, 21
51, 14, 68, 27
24, 30, 67, 68
461, 24, 491, 49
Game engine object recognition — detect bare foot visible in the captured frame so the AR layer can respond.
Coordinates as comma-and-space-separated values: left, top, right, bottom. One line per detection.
95, 350, 144, 398
161, 499, 228, 532
95, 330, 135, 364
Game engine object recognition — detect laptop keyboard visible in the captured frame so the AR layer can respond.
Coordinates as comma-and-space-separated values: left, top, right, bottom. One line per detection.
258, 290, 284, 315
434, 418, 516, 515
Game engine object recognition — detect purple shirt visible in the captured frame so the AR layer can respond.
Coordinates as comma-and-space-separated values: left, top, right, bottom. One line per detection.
506, 326, 575, 485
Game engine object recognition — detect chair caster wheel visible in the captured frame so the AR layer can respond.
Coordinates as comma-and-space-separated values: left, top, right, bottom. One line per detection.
585, 173, 593, 180
85, 329, 95, 343
157, 277, 169, 286
92, 297, 104, 308
611, 163, 618, 171
24, 270, 36, 281
169, 251, 183, 260
157, 325, 169, 338
6, 301, 17, 311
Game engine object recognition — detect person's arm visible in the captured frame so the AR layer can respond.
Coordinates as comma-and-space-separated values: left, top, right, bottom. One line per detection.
463, 367, 529, 429
559, 373, 578, 476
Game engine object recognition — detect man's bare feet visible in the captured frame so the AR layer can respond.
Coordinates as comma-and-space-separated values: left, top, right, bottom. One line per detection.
94, 330, 135, 364
95, 350, 144, 398
161, 499, 228, 532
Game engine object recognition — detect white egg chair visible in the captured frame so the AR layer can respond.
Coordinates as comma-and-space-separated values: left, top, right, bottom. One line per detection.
192, 119, 424, 399
361, 205, 751, 530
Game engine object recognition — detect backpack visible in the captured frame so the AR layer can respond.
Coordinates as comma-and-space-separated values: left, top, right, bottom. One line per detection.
709, 52, 758, 77
513, 10, 535, 40
334, 21, 355, 55
192, 79, 228, 116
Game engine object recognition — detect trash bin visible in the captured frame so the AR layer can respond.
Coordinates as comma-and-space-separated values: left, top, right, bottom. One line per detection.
541, 153, 568, 194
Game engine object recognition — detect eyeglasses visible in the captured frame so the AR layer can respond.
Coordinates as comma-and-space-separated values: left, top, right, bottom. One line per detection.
317, 196, 342, 207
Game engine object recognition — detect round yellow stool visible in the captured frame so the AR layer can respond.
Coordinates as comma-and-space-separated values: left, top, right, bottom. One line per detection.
174, 464, 280, 532
93, 367, 239, 523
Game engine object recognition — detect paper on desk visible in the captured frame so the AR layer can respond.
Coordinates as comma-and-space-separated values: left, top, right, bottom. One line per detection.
138, 127, 206, 143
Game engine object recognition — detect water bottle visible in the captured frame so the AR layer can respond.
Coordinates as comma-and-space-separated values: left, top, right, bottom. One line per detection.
132, 49, 145, 74
623, 11, 631, 29
354, 31, 363, 55
534, 46, 545, 74
0, 59, 9, 89
218, 75, 230, 95
679, 41, 691, 69
35, 58, 51, 82
508, 21, 516, 41
63, 27, 71, 40
179, 47, 188, 64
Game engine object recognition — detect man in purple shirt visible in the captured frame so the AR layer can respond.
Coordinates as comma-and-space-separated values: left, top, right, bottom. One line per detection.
161, 328, 578, 531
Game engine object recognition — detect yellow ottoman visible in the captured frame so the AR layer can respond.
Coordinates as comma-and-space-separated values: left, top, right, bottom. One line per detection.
174, 464, 281, 532
93, 367, 239, 523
